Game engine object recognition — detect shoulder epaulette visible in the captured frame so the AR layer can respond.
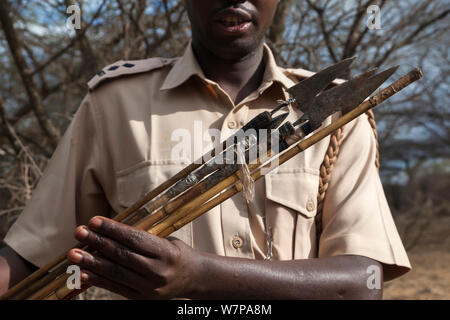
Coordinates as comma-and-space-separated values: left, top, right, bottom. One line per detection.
88, 57, 177, 90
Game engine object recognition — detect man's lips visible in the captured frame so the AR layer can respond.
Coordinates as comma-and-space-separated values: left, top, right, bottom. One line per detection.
217, 18, 251, 27
213, 8, 254, 35
214, 20, 252, 35
214, 7, 253, 23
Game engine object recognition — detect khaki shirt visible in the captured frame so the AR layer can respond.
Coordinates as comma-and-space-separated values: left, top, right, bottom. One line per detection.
4, 43, 411, 279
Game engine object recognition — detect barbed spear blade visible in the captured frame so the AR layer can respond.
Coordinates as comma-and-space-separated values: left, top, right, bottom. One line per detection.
341, 66, 399, 114
292, 66, 399, 131
271, 57, 357, 115
287, 57, 356, 104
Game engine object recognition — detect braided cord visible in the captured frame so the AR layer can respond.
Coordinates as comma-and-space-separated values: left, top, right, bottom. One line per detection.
365, 109, 380, 171
315, 111, 380, 256
315, 127, 344, 242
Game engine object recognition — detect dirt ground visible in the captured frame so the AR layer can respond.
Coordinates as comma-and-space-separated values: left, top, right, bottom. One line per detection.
383, 214, 450, 300
383, 248, 450, 299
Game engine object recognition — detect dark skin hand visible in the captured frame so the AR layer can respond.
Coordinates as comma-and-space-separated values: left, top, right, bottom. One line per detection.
67, 217, 383, 299
66, 0, 384, 299
0, 0, 388, 298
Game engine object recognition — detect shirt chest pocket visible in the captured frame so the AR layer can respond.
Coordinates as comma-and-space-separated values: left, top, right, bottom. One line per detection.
116, 161, 184, 208
116, 161, 193, 245
264, 168, 320, 218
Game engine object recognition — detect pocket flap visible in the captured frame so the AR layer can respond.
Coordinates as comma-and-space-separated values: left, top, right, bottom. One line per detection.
116, 161, 194, 246
117, 161, 185, 208
265, 168, 319, 218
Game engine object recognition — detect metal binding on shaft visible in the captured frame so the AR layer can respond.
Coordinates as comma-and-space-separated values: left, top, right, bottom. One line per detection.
270, 97, 296, 115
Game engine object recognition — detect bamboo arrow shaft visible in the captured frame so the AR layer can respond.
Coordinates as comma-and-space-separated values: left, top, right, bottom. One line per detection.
5, 68, 421, 301
46, 68, 422, 301
157, 68, 424, 237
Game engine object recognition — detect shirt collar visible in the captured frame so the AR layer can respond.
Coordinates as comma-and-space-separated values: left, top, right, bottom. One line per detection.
260, 43, 294, 89
160, 42, 295, 91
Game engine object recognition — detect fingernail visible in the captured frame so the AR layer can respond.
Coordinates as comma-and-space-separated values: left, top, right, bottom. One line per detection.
70, 250, 83, 263
77, 226, 89, 239
89, 217, 102, 230
81, 272, 89, 282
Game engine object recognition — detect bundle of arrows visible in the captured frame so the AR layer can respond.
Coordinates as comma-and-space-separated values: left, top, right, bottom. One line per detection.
1, 58, 423, 300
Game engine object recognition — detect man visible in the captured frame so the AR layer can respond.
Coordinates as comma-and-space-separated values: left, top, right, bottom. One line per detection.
0, 0, 410, 299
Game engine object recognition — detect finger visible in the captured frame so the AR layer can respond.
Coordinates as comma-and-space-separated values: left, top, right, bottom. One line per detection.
68, 248, 153, 291
80, 270, 142, 300
88, 217, 170, 258
73, 226, 162, 277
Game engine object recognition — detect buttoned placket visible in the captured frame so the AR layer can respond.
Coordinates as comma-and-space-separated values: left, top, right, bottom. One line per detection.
204, 78, 291, 259
216, 83, 255, 258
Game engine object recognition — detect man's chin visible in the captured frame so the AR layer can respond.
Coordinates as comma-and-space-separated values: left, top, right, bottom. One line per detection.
210, 36, 264, 61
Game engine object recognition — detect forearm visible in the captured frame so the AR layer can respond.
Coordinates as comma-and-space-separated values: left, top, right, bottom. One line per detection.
66, 217, 384, 300
189, 253, 383, 300
0, 244, 37, 295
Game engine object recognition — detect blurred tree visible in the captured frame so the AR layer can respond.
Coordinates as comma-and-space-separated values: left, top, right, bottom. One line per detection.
0, 0, 449, 234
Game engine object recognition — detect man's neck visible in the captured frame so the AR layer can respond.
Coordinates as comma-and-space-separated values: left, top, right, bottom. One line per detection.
192, 40, 266, 105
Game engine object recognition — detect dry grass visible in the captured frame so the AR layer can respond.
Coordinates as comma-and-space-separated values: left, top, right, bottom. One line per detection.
383, 214, 450, 300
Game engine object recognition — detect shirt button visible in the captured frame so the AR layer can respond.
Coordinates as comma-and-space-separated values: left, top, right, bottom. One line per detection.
239, 120, 246, 127
306, 200, 315, 212
228, 121, 237, 129
232, 236, 244, 249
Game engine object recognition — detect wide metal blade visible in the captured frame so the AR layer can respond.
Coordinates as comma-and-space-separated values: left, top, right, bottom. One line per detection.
292, 66, 398, 130
295, 67, 378, 119
293, 69, 377, 126
287, 57, 357, 105
341, 66, 399, 114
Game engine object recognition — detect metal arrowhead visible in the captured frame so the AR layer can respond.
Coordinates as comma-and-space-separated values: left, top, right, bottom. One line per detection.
341, 66, 399, 113
287, 57, 357, 105
292, 66, 398, 131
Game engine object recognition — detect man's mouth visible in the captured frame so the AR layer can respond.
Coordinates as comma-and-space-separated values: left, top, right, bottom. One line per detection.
213, 8, 254, 35
217, 16, 252, 27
